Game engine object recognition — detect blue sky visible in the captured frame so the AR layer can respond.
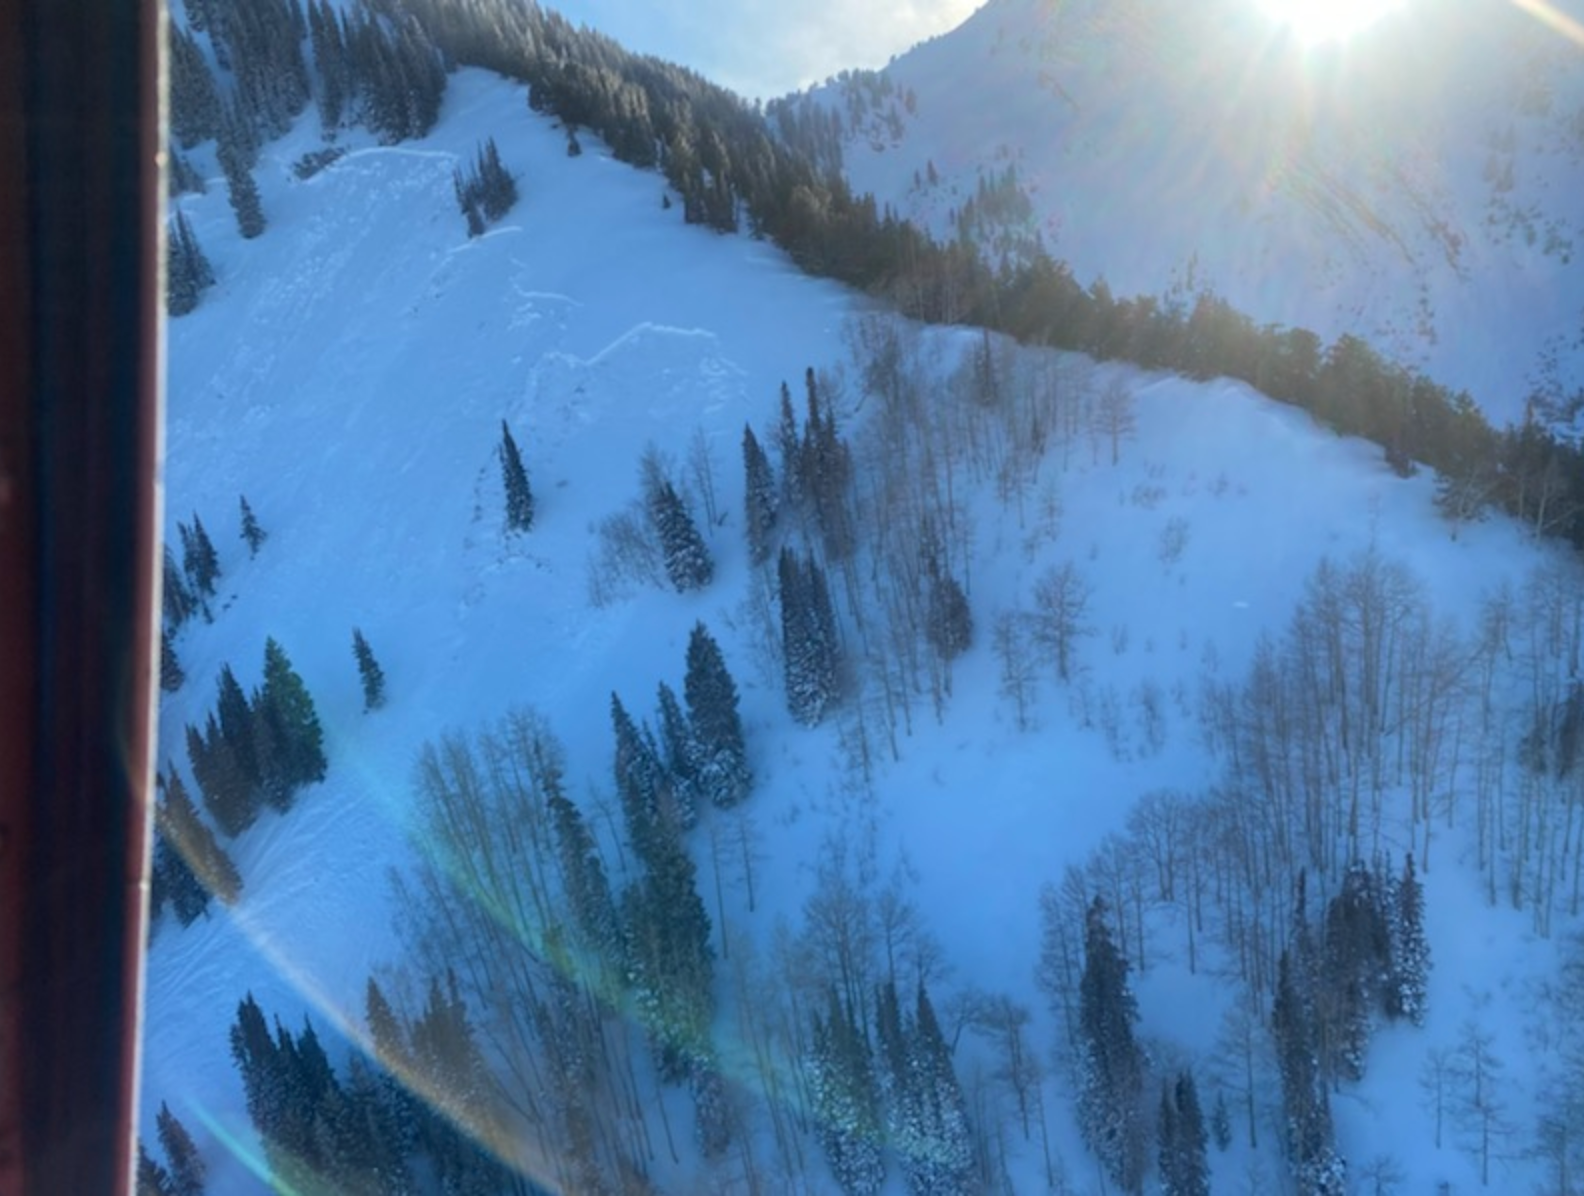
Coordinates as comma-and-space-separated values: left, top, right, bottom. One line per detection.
542, 0, 979, 100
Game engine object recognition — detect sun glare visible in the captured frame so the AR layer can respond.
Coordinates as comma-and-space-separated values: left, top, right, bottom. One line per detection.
1257, 0, 1401, 42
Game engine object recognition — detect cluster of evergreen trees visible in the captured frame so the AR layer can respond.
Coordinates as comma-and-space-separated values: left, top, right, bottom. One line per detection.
227, 981, 522, 1195
807, 979, 973, 1196
778, 547, 842, 725
184, 639, 328, 837
453, 138, 518, 236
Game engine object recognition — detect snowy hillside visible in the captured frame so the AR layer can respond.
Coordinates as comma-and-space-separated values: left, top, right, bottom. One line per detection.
150, 43, 1584, 1196
796, 0, 1584, 422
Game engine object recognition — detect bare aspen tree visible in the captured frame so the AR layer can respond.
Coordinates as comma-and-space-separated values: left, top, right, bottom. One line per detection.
689, 426, 721, 529
1092, 377, 1138, 466
1032, 561, 1093, 683
994, 611, 1038, 730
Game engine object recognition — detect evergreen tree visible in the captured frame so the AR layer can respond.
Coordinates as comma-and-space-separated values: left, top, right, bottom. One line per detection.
612, 691, 683, 861
779, 546, 841, 725
256, 637, 329, 797
683, 622, 751, 808
1210, 1089, 1232, 1152
168, 24, 222, 148
775, 380, 803, 509
215, 663, 261, 789
1158, 1070, 1209, 1196
498, 419, 534, 532
925, 569, 973, 663
137, 1142, 176, 1196
158, 769, 243, 908
1318, 860, 1390, 1082
1387, 853, 1430, 1026
622, 827, 714, 1082
1077, 895, 1146, 1193
180, 515, 221, 598
168, 151, 206, 198
161, 628, 185, 693
897, 983, 973, 1196
742, 422, 777, 565
1273, 949, 1345, 1196
166, 212, 216, 317
163, 547, 196, 629
239, 495, 267, 556
152, 822, 210, 927
549, 787, 622, 980
187, 711, 256, 837
649, 478, 713, 592
351, 628, 387, 711
156, 1102, 208, 1196
220, 149, 266, 239
808, 988, 886, 1196
800, 367, 855, 559
655, 680, 703, 815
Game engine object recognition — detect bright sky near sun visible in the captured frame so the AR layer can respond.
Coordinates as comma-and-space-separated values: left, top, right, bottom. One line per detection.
541, 0, 980, 100
1256, 0, 1402, 41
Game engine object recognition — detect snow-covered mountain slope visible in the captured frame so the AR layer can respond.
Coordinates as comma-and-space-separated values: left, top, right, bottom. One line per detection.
801, 0, 1584, 422
152, 58, 1584, 1196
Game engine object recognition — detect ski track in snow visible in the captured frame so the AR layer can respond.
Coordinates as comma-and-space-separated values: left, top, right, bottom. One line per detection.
150, 65, 1584, 1195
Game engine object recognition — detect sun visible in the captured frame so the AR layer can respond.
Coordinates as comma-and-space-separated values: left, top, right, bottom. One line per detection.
1256, 0, 1402, 42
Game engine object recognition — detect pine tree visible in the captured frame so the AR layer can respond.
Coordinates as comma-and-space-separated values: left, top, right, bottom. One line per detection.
498, 420, 534, 532
926, 569, 973, 663
649, 479, 713, 592
549, 787, 622, 981
808, 989, 885, 1196
1387, 853, 1430, 1026
161, 628, 185, 693
166, 212, 215, 317
779, 546, 840, 725
220, 149, 266, 239
351, 628, 387, 711
158, 769, 243, 907
215, 663, 261, 789
656, 680, 702, 816
683, 622, 751, 808
1318, 860, 1389, 1082
256, 637, 329, 796
1077, 895, 1146, 1193
156, 1102, 208, 1196
187, 712, 256, 837
168, 151, 206, 198
239, 495, 267, 556
775, 381, 803, 510
181, 515, 221, 598
163, 547, 196, 628
137, 1142, 176, 1196
898, 983, 973, 1196
742, 422, 777, 566
1273, 949, 1345, 1196
1163, 1071, 1210, 1196
168, 24, 222, 148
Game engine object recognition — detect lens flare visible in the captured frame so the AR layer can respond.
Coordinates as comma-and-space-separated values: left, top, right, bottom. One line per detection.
1257, 0, 1402, 42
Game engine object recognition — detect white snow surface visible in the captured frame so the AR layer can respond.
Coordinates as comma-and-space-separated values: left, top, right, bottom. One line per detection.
151, 65, 1582, 1195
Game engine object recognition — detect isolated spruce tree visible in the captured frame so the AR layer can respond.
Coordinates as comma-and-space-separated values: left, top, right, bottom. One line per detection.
351, 628, 387, 711
155, 1102, 208, 1196
498, 419, 535, 532
239, 495, 267, 556
683, 622, 751, 807
649, 479, 713, 592
1078, 895, 1146, 1193
742, 422, 777, 565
